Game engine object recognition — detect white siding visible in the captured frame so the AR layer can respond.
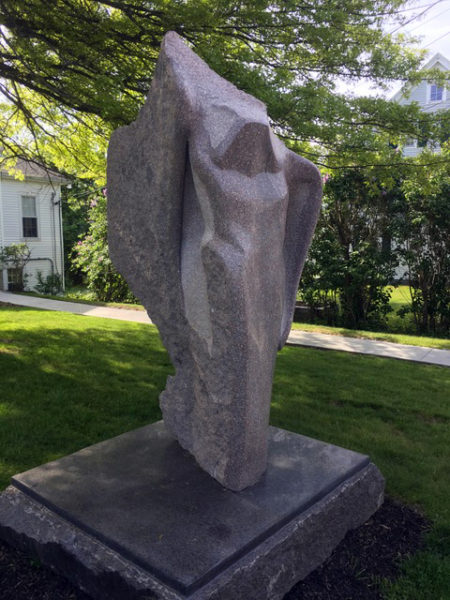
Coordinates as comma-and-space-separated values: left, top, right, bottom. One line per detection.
402, 144, 421, 158
0, 180, 5, 290
394, 55, 450, 157
0, 176, 64, 290
398, 78, 450, 112
397, 79, 429, 107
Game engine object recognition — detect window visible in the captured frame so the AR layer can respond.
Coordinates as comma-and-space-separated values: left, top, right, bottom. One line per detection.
7, 268, 23, 291
22, 196, 38, 238
430, 84, 443, 102
405, 137, 416, 147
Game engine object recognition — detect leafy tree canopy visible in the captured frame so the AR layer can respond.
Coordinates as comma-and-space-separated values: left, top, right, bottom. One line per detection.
0, 0, 448, 179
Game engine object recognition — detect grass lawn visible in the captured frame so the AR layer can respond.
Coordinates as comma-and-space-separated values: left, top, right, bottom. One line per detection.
290, 322, 450, 350
387, 285, 416, 334
20, 283, 449, 349
0, 306, 449, 599
293, 284, 450, 350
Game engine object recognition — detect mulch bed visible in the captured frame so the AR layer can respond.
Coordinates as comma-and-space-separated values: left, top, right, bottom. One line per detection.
286, 497, 430, 599
0, 497, 429, 600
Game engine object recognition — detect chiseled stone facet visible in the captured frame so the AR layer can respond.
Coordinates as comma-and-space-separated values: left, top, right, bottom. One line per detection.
107, 32, 322, 490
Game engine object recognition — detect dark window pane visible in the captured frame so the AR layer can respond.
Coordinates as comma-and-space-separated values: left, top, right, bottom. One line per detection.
23, 217, 38, 237
7, 268, 21, 284
430, 84, 443, 102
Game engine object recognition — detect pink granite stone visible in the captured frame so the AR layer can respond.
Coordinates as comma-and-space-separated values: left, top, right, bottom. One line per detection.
107, 32, 322, 490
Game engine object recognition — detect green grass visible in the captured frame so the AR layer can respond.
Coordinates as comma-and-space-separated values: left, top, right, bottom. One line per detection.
20, 283, 449, 348
0, 306, 449, 598
386, 285, 416, 334
18, 288, 145, 311
0, 307, 167, 486
389, 285, 413, 307
290, 322, 450, 350
293, 285, 450, 350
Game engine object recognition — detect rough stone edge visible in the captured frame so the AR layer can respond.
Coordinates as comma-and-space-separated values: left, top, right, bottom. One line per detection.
0, 486, 181, 600
0, 463, 384, 600
199, 462, 384, 600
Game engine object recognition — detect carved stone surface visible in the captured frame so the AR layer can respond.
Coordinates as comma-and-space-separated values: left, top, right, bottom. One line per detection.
107, 32, 322, 490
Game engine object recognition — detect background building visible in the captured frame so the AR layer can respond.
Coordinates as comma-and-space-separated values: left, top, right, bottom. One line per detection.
0, 160, 66, 291
392, 53, 449, 157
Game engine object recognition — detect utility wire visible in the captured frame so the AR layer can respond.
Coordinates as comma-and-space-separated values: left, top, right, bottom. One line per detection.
424, 30, 450, 46
408, 6, 450, 32
389, 0, 447, 34
65, 185, 105, 199
391, 0, 450, 11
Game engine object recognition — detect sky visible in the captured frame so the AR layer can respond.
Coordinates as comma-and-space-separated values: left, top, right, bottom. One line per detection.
341, 0, 450, 98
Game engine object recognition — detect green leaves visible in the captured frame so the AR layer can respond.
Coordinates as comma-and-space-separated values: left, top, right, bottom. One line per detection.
72, 192, 136, 302
0, 0, 439, 178
395, 148, 450, 335
299, 169, 398, 329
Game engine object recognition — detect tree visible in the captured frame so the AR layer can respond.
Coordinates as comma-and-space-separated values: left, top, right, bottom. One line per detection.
61, 180, 97, 285
2, 1, 448, 308
72, 190, 136, 302
395, 148, 450, 335
299, 169, 398, 329
0, 0, 446, 181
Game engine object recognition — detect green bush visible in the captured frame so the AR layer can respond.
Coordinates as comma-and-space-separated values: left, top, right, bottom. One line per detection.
299, 170, 397, 330
395, 157, 450, 335
34, 271, 63, 295
72, 193, 136, 303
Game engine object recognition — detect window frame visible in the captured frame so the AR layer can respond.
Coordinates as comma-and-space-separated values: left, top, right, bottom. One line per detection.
429, 83, 444, 103
21, 195, 39, 239
404, 137, 417, 148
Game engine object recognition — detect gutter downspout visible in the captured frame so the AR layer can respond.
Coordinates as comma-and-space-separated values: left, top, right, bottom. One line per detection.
28, 257, 55, 278
58, 193, 65, 290
50, 191, 57, 276
51, 190, 65, 291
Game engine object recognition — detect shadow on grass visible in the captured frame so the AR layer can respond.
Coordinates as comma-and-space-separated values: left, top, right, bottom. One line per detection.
0, 323, 172, 488
271, 346, 449, 528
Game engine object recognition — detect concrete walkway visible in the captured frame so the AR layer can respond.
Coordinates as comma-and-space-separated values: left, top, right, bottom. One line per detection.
287, 329, 450, 367
1, 291, 449, 367
0, 291, 151, 324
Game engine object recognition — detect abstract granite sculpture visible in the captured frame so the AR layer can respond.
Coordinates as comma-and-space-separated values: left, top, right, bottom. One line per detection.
107, 32, 322, 491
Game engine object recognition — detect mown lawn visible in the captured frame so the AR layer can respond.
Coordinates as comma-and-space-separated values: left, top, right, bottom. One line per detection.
0, 306, 449, 599
290, 321, 450, 350
293, 284, 450, 350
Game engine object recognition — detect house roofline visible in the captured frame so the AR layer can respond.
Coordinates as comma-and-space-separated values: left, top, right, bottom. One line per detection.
390, 52, 449, 102
0, 171, 69, 185
0, 157, 70, 185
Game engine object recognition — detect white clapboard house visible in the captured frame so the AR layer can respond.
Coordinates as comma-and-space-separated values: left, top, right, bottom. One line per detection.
393, 52, 449, 157
0, 160, 66, 291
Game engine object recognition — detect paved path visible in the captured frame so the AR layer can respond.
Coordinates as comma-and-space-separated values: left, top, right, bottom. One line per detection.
0, 291, 151, 324
1, 291, 449, 367
287, 329, 450, 367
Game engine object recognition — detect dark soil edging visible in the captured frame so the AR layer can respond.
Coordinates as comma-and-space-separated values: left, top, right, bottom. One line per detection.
0, 498, 430, 600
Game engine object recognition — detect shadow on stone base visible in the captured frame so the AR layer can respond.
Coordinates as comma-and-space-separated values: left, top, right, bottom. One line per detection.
0, 421, 384, 600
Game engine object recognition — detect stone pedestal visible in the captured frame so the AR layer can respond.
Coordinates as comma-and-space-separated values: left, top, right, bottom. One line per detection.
0, 421, 384, 600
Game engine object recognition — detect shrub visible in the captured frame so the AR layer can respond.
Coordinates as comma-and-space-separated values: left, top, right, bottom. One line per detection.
395, 156, 450, 335
299, 170, 397, 329
72, 193, 136, 303
34, 272, 63, 295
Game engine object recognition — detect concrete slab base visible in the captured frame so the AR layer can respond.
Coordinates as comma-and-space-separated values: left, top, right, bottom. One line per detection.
0, 421, 384, 600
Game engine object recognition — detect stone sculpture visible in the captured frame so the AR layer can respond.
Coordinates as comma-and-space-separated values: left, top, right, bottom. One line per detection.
107, 31, 322, 490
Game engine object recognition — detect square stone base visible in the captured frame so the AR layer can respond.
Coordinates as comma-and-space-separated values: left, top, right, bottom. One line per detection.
0, 421, 384, 600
